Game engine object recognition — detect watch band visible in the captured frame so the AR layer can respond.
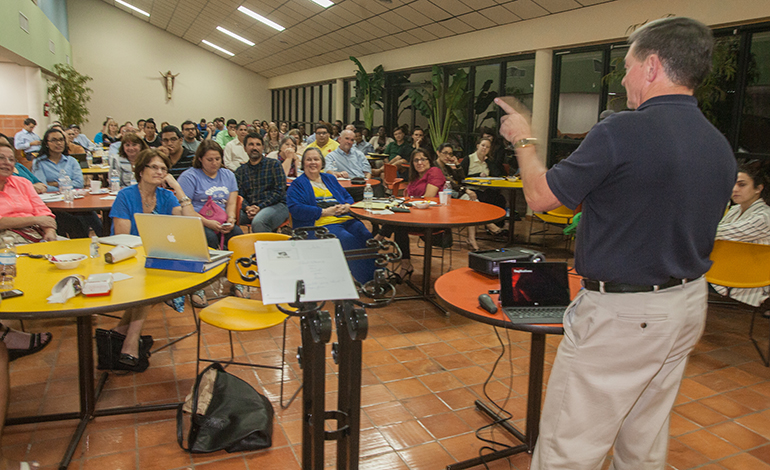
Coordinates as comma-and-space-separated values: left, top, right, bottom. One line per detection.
513, 137, 538, 149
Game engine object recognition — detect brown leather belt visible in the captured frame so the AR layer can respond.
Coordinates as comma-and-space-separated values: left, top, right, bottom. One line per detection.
581, 277, 696, 293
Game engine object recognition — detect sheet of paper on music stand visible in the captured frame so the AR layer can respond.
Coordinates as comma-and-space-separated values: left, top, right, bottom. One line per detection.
255, 238, 358, 304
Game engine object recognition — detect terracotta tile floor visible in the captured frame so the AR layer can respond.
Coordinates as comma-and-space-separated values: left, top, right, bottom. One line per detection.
5, 222, 770, 469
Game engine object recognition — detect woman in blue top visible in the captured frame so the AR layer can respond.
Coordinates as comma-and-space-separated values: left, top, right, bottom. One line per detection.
33, 128, 101, 238
177, 140, 242, 249
108, 149, 196, 371
287, 147, 375, 283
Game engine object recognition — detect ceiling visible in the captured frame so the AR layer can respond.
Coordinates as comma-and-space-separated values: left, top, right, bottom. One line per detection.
101, 0, 616, 78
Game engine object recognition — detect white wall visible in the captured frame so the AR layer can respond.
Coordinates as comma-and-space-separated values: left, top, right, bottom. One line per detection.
0, 63, 47, 124
67, 0, 271, 138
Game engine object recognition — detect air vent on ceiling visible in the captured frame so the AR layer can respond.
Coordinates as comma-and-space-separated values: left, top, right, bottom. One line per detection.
19, 12, 29, 33
49, 40, 55, 54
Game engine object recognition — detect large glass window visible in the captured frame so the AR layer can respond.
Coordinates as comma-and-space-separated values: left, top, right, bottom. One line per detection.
506, 58, 535, 112
739, 31, 770, 156
473, 64, 500, 132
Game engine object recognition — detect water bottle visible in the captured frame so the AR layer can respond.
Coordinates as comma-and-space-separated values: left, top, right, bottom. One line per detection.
90, 236, 100, 258
0, 237, 17, 291
86, 153, 93, 168
59, 170, 74, 203
110, 168, 120, 193
441, 180, 452, 205
363, 183, 373, 212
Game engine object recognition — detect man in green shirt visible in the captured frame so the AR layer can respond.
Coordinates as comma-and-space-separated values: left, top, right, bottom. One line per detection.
215, 119, 238, 148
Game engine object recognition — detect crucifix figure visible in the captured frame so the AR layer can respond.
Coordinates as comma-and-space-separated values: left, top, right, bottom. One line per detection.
159, 70, 179, 100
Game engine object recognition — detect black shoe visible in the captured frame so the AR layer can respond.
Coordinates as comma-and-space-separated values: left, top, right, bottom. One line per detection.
4, 330, 53, 362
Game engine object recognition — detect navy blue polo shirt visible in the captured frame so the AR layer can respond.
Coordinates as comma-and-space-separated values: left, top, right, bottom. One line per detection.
546, 95, 736, 285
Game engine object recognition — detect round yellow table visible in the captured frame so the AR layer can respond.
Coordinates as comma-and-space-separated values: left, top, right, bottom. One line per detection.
0, 239, 225, 469
463, 177, 523, 245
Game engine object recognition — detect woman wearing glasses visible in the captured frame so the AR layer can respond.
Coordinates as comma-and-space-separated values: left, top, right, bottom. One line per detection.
107, 148, 196, 372
33, 128, 101, 238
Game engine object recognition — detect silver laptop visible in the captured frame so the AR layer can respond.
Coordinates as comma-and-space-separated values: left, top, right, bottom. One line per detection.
134, 213, 231, 262
499, 261, 570, 324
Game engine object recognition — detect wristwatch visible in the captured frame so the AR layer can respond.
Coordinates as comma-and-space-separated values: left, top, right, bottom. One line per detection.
513, 137, 538, 149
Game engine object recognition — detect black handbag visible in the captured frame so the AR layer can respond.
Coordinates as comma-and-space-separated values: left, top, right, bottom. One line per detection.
177, 362, 274, 453
95, 328, 153, 372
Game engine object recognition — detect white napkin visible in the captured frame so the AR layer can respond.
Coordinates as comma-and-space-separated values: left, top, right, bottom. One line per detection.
47, 275, 84, 303
371, 209, 395, 215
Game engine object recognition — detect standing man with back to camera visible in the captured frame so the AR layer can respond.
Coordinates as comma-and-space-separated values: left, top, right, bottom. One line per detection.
496, 17, 736, 469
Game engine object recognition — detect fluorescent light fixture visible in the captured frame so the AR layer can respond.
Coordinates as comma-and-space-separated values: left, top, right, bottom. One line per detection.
216, 26, 255, 46
115, 0, 150, 17
310, 0, 334, 7
237, 6, 285, 31
202, 40, 234, 57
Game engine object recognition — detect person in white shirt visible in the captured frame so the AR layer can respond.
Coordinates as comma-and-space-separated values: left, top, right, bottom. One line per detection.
222, 122, 250, 172
14, 118, 41, 160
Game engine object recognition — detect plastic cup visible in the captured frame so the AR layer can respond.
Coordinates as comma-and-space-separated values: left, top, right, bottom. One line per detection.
439, 191, 449, 205
90, 180, 102, 193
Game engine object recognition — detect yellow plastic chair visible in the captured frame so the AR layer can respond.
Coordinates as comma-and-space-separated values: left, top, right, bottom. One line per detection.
196, 232, 301, 407
705, 239, 770, 366
528, 205, 575, 249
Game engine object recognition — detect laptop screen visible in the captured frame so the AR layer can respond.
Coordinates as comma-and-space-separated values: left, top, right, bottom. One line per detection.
499, 261, 571, 307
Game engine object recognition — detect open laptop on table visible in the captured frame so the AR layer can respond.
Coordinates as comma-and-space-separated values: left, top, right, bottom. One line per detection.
134, 213, 231, 262
499, 261, 570, 324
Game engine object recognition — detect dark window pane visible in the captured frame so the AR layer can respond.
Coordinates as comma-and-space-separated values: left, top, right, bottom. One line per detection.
739, 31, 770, 155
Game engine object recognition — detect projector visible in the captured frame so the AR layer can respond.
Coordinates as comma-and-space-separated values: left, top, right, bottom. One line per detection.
468, 247, 545, 276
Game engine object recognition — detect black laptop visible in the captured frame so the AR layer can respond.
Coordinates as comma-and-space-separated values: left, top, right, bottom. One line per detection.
499, 261, 570, 324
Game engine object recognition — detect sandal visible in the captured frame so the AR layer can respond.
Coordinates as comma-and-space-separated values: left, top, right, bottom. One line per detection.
191, 290, 208, 308
1, 327, 53, 362
231, 284, 247, 298
165, 296, 185, 313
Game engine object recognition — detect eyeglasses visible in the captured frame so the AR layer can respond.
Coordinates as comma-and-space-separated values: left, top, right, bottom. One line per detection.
48, 138, 65, 144
146, 164, 168, 173
161, 137, 179, 144
0, 156, 16, 163
439, 150, 454, 155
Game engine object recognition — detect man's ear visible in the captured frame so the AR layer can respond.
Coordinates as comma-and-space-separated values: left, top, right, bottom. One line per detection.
645, 54, 663, 83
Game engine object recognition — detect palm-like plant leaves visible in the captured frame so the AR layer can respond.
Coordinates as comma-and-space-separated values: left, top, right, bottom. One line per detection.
47, 64, 93, 127
349, 56, 385, 130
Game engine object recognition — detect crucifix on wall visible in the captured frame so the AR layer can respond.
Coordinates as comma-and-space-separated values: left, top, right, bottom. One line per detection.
160, 70, 179, 100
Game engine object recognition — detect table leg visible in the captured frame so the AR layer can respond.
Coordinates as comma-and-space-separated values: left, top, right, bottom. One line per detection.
506, 188, 517, 246
422, 229, 433, 296
446, 332, 548, 469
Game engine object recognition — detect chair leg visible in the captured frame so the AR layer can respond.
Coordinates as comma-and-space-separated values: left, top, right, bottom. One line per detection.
151, 299, 200, 355
280, 318, 302, 409
749, 309, 770, 367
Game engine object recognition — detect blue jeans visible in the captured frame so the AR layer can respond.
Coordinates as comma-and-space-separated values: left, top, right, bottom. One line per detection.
244, 203, 289, 233
204, 225, 244, 249
322, 220, 376, 284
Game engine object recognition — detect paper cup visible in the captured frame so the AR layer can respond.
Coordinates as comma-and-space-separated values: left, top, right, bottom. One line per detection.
90, 180, 102, 193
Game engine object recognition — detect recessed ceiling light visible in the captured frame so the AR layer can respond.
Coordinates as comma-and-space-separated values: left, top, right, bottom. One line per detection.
202, 40, 234, 56
310, 0, 334, 7
216, 26, 255, 46
237, 6, 285, 32
115, 0, 150, 17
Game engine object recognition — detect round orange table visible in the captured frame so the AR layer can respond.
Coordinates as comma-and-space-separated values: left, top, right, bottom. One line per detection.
350, 198, 505, 313
435, 267, 580, 469
45, 192, 116, 236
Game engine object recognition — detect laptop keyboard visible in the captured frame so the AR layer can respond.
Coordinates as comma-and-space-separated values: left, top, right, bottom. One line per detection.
503, 307, 565, 324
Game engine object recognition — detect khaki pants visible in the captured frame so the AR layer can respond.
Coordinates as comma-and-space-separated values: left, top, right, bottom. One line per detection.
531, 278, 707, 470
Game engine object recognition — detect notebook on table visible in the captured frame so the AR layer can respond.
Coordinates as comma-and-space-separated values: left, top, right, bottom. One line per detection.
499, 261, 570, 324
134, 213, 231, 272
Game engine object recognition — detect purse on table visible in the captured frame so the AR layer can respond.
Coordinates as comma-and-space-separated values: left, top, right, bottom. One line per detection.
177, 362, 274, 453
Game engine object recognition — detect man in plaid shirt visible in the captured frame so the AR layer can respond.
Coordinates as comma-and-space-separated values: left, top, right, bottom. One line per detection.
235, 132, 289, 233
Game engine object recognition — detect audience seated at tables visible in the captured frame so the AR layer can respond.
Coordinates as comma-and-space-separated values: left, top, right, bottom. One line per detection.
109, 149, 197, 370
287, 147, 375, 283
461, 136, 507, 238
142, 119, 162, 148
0, 141, 55, 363
235, 132, 289, 233
369, 126, 392, 155
111, 133, 148, 187
306, 123, 339, 156
376, 149, 446, 282
435, 143, 481, 251
264, 124, 281, 154
14, 118, 41, 161
215, 119, 238, 148
64, 127, 86, 156
222, 122, 249, 172
101, 118, 121, 148
354, 128, 374, 156
712, 164, 770, 307
326, 129, 373, 201
160, 126, 194, 179
33, 128, 102, 238
107, 123, 135, 156
178, 140, 243, 250
266, 136, 302, 178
